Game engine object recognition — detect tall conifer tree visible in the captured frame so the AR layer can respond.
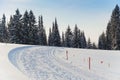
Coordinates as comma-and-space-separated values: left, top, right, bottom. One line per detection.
65, 25, 73, 47
37, 16, 47, 45
106, 5, 120, 50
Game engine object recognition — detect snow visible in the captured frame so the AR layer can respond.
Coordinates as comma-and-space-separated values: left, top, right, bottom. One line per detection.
0, 43, 120, 80
0, 43, 29, 80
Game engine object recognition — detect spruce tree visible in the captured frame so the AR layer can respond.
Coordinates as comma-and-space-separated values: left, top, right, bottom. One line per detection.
87, 38, 92, 49
106, 22, 112, 50
72, 25, 80, 48
78, 29, 81, 48
106, 5, 120, 50
21, 10, 29, 44
51, 19, 61, 46
37, 16, 47, 45
61, 32, 65, 47
0, 14, 7, 42
65, 25, 73, 47
50, 22, 55, 46
92, 43, 97, 49
80, 31, 87, 48
98, 32, 106, 49
28, 10, 38, 45
21, 10, 37, 45
48, 28, 52, 46
8, 9, 22, 43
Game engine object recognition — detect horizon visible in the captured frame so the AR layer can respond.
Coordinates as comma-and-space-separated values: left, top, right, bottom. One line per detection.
0, 0, 120, 44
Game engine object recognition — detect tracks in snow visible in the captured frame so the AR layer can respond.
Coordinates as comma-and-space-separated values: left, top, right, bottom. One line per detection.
8, 46, 106, 80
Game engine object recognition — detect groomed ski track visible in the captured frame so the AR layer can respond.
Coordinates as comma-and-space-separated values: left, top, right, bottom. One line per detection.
8, 46, 108, 80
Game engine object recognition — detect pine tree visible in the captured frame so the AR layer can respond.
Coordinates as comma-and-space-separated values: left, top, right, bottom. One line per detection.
21, 10, 29, 44
28, 10, 38, 45
80, 31, 87, 48
87, 38, 92, 49
21, 10, 37, 45
49, 22, 55, 46
72, 24, 80, 48
106, 22, 112, 50
37, 16, 47, 45
92, 42, 97, 49
0, 14, 7, 42
61, 32, 65, 47
106, 5, 120, 50
78, 29, 81, 48
48, 28, 52, 46
8, 9, 22, 43
98, 32, 106, 49
65, 25, 73, 47
51, 19, 61, 46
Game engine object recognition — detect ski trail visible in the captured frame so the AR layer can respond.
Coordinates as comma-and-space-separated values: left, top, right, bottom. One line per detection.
8, 46, 106, 80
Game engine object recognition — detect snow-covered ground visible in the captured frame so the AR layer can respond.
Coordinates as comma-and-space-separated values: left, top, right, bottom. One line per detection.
0, 43, 120, 80
0, 43, 29, 80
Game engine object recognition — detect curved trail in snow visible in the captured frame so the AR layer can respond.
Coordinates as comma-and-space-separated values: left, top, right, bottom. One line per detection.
8, 46, 106, 80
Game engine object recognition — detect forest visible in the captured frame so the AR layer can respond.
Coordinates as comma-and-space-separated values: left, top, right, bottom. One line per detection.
0, 5, 120, 50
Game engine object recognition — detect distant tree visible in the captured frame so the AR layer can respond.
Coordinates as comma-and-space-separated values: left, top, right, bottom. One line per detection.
87, 38, 92, 49
80, 31, 87, 48
48, 28, 52, 46
72, 25, 80, 48
51, 19, 61, 46
92, 42, 97, 49
106, 22, 112, 50
37, 16, 47, 45
65, 25, 73, 47
61, 32, 65, 47
49, 22, 55, 46
0, 14, 7, 42
98, 32, 106, 49
78, 29, 81, 48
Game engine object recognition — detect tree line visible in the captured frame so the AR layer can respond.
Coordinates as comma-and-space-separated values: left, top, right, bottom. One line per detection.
0, 4, 120, 50
0, 9, 97, 49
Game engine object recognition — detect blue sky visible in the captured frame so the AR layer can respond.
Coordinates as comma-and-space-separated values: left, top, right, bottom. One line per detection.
0, 0, 120, 43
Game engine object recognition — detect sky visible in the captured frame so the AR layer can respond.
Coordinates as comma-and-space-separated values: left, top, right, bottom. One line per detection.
0, 0, 120, 44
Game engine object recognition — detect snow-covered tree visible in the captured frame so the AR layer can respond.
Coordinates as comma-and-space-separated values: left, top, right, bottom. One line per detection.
21, 10, 29, 44
37, 16, 47, 45
80, 31, 87, 48
48, 28, 52, 46
72, 25, 80, 48
106, 22, 112, 50
61, 32, 65, 47
0, 14, 7, 42
106, 5, 120, 50
87, 38, 92, 49
8, 9, 22, 43
51, 19, 61, 46
78, 29, 81, 48
65, 25, 73, 47
92, 42, 97, 49
28, 10, 38, 45
98, 32, 106, 49
21, 10, 37, 45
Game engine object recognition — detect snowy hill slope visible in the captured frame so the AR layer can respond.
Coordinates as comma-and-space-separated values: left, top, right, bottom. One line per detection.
0, 43, 120, 80
0, 43, 29, 80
